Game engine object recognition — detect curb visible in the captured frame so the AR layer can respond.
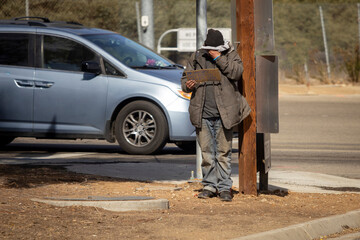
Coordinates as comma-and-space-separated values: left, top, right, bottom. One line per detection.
233, 209, 360, 240
32, 197, 169, 212
332, 232, 360, 240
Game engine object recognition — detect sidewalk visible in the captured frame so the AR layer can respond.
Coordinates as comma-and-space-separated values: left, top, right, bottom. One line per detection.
279, 84, 360, 96
67, 163, 360, 195
66, 161, 360, 240
233, 209, 360, 240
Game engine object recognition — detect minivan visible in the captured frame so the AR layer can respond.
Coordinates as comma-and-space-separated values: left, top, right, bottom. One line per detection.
0, 17, 196, 154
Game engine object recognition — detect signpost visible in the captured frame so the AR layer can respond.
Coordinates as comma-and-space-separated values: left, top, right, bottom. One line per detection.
234, 0, 278, 194
157, 28, 232, 54
235, 0, 258, 195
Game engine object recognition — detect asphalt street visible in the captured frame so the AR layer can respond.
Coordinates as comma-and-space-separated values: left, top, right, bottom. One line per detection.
271, 94, 360, 179
1, 94, 360, 181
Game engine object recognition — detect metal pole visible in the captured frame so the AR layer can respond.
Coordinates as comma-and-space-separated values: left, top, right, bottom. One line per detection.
135, 2, 142, 43
231, 0, 238, 46
195, 0, 207, 179
25, 0, 29, 16
319, 6, 331, 81
196, 0, 207, 49
141, 0, 154, 50
157, 29, 179, 54
357, 3, 360, 48
304, 62, 310, 83
304, 61, 310, 91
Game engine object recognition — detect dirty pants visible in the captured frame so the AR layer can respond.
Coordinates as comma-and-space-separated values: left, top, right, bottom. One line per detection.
197, 117, 233, 193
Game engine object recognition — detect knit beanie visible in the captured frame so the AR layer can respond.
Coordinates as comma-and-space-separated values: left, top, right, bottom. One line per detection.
204, 29, 224, 47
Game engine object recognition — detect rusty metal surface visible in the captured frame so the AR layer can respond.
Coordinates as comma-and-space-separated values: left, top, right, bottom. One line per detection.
255, 55, 279, 133
254, 0, 278, 134
254, 0, 275, 55
257, 133, 272, 174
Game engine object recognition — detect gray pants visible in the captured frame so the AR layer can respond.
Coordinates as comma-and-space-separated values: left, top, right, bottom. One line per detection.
197, 118, 233, 193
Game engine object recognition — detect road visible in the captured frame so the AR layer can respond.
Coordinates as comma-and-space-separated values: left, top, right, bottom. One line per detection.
1, 94, 359, 180
271, 94, 360, 179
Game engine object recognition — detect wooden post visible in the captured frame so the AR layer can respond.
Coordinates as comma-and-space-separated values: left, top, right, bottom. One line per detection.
236, 0, 257, 195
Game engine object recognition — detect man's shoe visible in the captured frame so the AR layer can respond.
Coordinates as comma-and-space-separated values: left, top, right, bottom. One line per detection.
198, 190, 216, 199
219, 191, 233, 202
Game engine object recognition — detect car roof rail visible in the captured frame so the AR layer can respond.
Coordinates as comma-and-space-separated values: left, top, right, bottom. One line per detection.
0, 16, 83, 27
14, 16, 50, 22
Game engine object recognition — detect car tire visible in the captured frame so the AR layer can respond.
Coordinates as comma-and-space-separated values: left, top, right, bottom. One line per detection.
175, 141, 196, 153
0, 137, 15, 147
115, 101, 168, 155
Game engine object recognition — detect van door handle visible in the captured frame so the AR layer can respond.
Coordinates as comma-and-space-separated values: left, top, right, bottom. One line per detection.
14, 79, 34, 88
34, 81, 54, 89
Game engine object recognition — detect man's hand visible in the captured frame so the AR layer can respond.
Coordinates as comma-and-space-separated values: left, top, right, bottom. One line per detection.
208, 50, 221, 59
186, 80, 197, 90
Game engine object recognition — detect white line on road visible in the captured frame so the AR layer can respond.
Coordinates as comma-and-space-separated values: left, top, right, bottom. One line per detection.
15, 152, 96, 160
272, 148, 360, 153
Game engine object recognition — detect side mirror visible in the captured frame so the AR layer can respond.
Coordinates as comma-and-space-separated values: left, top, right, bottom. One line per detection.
81, 61, 101, 75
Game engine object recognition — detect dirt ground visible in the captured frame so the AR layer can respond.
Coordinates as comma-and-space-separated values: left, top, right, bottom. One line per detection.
0, 165, 359, 240
279, 83, 360, 96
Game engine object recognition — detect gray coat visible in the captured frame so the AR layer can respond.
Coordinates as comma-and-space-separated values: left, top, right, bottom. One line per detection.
181, 46, 251, 129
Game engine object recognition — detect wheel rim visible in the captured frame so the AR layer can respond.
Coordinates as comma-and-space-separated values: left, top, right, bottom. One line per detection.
122, 110, 156, 147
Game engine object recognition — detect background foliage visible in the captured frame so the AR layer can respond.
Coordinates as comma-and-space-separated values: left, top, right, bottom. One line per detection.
0, 0, 359, 83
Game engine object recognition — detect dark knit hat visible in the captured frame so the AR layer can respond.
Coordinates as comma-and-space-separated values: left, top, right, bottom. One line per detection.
204, 29, 224, 47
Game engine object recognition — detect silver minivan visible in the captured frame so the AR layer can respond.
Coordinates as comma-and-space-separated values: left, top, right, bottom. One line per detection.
0, 17, 195, 154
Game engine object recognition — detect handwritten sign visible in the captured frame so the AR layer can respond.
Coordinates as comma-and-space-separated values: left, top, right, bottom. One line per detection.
185, 69, 221, 83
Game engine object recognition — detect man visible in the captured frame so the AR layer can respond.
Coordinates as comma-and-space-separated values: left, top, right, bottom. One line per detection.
181, 29, 250, 202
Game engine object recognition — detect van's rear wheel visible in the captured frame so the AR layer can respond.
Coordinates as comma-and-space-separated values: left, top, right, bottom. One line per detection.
115, 101, 168, 155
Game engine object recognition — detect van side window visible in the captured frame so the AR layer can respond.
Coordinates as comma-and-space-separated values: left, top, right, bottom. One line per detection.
0, 33, 32, 67
43, 35, 99, 72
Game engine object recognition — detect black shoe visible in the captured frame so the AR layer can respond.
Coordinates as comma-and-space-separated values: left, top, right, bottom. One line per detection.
219, 191, 233, 202
198, 190, 216, 199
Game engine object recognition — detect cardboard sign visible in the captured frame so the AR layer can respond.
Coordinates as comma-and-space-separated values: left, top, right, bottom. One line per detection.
185, 69, 221, 82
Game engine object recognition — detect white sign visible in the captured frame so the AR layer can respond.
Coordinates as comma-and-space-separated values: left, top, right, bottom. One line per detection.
141, 16, 149, 27
177, 28, 232, 52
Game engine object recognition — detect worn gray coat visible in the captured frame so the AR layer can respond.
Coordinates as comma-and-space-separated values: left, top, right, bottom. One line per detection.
181, 46, 251, 129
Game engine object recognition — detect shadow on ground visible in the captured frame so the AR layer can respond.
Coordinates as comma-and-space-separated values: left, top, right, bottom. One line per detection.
0, 164, 133, 189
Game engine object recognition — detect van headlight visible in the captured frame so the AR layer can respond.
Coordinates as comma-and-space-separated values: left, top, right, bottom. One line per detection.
177, 90, 192, 100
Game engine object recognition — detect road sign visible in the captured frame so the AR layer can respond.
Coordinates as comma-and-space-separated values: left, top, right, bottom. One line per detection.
177, 28, 232, 52
157, 28, 232, 54
177, 28, 197, 52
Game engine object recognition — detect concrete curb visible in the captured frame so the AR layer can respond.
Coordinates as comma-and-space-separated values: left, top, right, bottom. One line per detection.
32, 198, 169, 212
332, 232, 360, 240
233, 209, 360, 240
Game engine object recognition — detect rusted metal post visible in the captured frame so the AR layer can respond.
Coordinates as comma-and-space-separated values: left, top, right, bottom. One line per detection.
236, 0, 257, 195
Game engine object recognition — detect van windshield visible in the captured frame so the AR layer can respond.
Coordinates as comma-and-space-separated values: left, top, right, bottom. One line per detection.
84, 34, 175, 69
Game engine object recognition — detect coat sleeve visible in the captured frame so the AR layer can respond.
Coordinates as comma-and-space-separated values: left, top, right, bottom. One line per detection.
181, 52, 196, 93
214, 50, 243, 81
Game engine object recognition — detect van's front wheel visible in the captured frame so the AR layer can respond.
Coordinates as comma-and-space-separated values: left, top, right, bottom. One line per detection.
115, 101, 168, 155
